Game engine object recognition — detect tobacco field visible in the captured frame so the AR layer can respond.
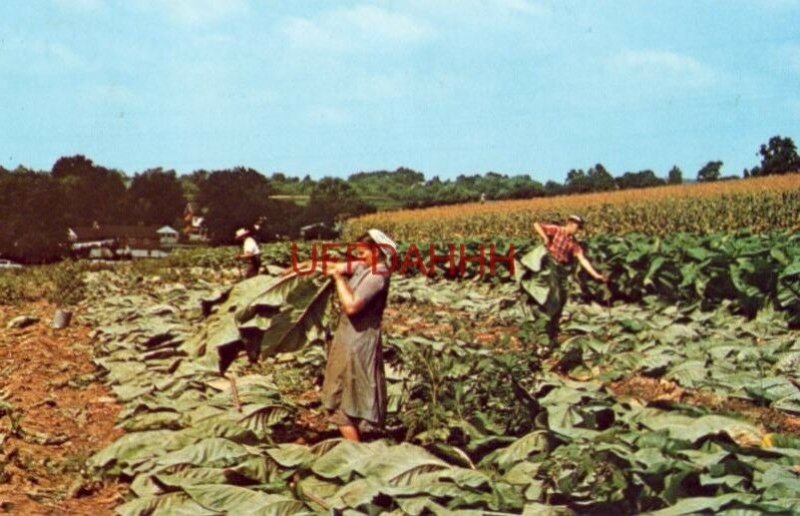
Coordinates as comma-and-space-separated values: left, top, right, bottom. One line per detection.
44, 226, 797, 515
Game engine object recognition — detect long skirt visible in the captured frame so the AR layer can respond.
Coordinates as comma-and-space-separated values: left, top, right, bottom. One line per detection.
320, 324, 386, 429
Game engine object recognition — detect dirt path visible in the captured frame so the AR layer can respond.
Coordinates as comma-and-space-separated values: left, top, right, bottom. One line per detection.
0, 301, 126, 515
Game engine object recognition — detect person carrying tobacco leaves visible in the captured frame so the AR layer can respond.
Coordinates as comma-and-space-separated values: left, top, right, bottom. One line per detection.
527, 215, 608, 350
235, 227, 261, 279
313, 229, 396, 442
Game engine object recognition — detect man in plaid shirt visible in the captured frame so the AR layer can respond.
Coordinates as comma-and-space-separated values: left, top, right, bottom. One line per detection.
534, 215, 607, 279
529, 215, 607, 347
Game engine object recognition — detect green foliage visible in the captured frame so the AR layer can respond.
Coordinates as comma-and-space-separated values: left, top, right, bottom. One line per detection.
388, 336, 541, 444
80, 235, 800, 513
0, 272, 34, 305
667, 165, 683, 184
752, 135, 800, 176
126, 168, 185, 226
615, 169, 665, 189
347, 167, 425, 209
268, 172, 316, 196
565, 163, 617, 193
0, 169, 68, 263
52, 154, 128, 226
0, 261, 95, 306
45, 260, 87, 307
305, 177, 375, 225
574, 232, 800, 326
195, 167, 285, 244
544, 179, 565, 196
696, 160, 723, 182
345, 168, 547, 209
187, 272, 333, 374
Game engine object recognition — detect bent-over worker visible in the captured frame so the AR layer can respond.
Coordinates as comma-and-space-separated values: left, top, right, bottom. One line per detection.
531, 215, 607, 346
235, 227, 261, 279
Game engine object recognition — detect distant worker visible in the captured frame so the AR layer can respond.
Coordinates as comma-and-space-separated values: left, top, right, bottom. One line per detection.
531, 215, 608, 348
235, 227, 261, 279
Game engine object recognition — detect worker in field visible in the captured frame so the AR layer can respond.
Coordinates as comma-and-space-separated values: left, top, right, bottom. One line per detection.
530, 215, 608, 349
319, 229, 396, 442
235, 227, 261, 278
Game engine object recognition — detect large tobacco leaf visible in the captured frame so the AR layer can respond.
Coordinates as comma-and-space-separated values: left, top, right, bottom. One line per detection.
185, 272, 333, 374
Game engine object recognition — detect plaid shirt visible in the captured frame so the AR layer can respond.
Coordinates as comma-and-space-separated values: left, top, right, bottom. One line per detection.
541, 224, 582, 264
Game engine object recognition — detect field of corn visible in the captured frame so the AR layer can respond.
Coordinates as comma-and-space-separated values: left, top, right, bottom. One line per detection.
345, 175, 800, 241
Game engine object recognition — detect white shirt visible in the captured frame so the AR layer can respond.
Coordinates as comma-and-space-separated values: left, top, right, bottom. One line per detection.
242, 236, 260, 255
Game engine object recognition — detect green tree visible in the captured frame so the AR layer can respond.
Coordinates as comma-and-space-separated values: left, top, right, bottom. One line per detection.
127, 168, 186, 226
196, 167, 279, 244
667, 166, 683, 185
506, 174, 545, 199
544, 180, 563, 196
587, 163, 616, 191
565, 168, 590, 193
565, 164, 615, 193
181, 170, 208, 206
0, 169, 67, 263
348, 167, 426, 209
697, 161, 723, 182
52, 155, 127, 226
305, 177, 375, 225
615, 169, 665, 189
752, 135, 800, 176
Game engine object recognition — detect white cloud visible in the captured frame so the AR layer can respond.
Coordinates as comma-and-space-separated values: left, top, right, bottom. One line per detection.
609, 50, 716, 86
53, 0, 104, 11
281, 5, 434, 52
134, 0, 248, 26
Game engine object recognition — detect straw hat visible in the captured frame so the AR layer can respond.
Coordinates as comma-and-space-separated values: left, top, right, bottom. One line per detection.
567, 215, 585, 227
366, 228, 397, 254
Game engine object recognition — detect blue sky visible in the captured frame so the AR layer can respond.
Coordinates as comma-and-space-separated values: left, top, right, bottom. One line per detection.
1, 0, 798, 182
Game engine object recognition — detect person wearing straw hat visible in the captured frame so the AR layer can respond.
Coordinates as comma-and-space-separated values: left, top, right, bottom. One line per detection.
319, 228, 396, 442
529, 215, 607, 349
235, 227, 261, 279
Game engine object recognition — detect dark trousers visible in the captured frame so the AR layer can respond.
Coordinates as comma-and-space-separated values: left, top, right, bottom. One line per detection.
244, 256, 261, 278
530, 256, 570, 344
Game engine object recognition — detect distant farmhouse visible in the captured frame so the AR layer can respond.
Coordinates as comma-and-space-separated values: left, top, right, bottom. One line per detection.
68, 224, 179, 259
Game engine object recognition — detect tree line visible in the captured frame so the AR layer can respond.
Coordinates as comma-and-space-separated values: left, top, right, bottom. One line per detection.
270, 135, 799, 206
0, 135, 797, 263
